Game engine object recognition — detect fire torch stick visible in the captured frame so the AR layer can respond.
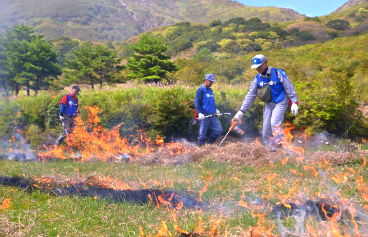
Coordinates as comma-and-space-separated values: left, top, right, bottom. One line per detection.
218, 118, 241, 147
205, 112, 231, 118
61, 121, 68, 135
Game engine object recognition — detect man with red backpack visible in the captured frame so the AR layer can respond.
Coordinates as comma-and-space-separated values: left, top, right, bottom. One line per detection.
55, 85, 80, 146
234, 55, 298, 152
194, 74, 223, 146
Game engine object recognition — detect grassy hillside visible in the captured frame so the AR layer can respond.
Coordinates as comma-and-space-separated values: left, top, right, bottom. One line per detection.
111, 1, 367, 59
333, 0, 366, 13
0, 0, 304, 41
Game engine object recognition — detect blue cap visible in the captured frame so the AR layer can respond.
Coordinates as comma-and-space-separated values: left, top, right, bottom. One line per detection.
72, 85, 81, 91
251, 54, 266, 69
205, 74, 216, 82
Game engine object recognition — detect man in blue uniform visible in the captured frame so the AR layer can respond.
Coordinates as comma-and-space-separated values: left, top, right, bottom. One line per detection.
55, 85, 80, 146
194, 74, 223, 146
234, 55, 299, 151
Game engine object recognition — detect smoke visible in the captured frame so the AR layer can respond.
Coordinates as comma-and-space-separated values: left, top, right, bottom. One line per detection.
2, 131, 36, 161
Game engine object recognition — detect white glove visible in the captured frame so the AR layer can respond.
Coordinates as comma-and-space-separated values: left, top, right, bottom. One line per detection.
198, 113, 205, 120
234, 111, 243, 120
216, 109, 221, 115
291, 103, 298, 116
59, 115, 65, 122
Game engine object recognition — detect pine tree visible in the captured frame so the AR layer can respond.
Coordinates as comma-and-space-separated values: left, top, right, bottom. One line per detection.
65, 42, 122, 89
0, 36, 9, 97
92, 45, 122, 88
65, 42, 97, 89
4, 25, 36, 96
5, 25, 61, 96
127, 34, 178, 82
28, 36, 62, 95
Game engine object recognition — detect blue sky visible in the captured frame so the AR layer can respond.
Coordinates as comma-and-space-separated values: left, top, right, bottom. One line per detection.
235, 0, 349, 16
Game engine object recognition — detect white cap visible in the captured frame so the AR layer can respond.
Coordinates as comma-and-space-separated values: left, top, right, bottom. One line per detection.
251, 54, 266, 69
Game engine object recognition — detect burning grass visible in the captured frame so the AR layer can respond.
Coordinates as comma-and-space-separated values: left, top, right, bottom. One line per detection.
1, 151, 366, 236
33, 106, 366, 168
2, 106, 367, 236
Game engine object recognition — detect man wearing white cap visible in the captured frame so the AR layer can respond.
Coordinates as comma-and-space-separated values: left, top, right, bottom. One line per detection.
234, 55, 298, 151
194, 74, 223, 146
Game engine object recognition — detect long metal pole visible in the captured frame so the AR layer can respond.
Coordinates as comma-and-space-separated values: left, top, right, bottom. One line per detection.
218, 118, 241, 147
218, 130, 231, 147
61, 121, 68, 135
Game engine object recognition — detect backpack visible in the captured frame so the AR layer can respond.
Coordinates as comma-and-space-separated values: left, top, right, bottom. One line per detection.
257, 83, 273, 102
257, 68, 273, 102
257, 68, 292, 105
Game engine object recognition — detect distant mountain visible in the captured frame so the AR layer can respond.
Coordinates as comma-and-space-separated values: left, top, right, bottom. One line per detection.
333, 0, 367, 13
108, 0, 367, 59
0, 0, 304, 41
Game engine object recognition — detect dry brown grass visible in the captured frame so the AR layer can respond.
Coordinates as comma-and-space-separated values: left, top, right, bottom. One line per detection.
135, 141, 367, 166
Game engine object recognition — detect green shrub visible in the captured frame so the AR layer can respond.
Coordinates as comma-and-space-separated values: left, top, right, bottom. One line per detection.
195, 40, 219, 52
354, 15, 366, 22
209, 20, 222, 27
296, 31, 316, 41
303, 17, 321, 22
174, 22, 191, 27
328, 32, 339, 39
288, 28, 300, 35
326, 19, 350, 31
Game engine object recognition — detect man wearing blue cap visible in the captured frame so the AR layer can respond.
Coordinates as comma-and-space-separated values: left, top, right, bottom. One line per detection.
194, 74, 223, 146
234, 55, 299, 152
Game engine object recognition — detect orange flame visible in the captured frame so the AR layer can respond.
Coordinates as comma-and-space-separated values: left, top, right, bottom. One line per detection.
39, 105, 192, 162
155, 135, 164, 146
153, 220, 171, 237
198, 176, 213, 202
139, 226, 145, 237
321, 203, 340, 221
1, 198, 11, 210
173, 213, 189, 235
280, 123, 305, 154
262, 173, 277, 199
194, 210, 204, 234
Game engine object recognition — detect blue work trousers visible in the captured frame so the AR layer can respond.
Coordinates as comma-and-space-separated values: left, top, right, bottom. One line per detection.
198, 116, 223, 140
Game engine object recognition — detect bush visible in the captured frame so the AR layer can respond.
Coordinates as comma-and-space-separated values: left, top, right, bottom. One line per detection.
354, 15, 366, 22
266, 26, 288, 38
250, 43, 262, 51
171, 40, 192, 53
223, 17, 247, 27
245, 18, 271, 31
304, 17, 321, 22
193, 48, 214, 62
209, 19, 222, 27
326, 19, 350, 31
143, 87, 193, 137
195, 40, 219, 52
274, 41, 282, 49
328, 32, 339, 39
174, 22, 191, 27
288, 28, 300, 35
296, 31, 315, 41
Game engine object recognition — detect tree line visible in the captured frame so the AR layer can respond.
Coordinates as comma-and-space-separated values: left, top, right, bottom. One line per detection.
0, 25, 178, 96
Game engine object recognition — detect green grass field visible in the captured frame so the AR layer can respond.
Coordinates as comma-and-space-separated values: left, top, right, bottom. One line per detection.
1, 148, 366, 236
